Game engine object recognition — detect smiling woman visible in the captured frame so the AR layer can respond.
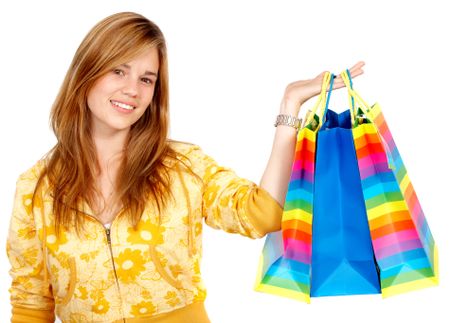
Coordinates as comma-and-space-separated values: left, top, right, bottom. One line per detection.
6, 11, 285, 323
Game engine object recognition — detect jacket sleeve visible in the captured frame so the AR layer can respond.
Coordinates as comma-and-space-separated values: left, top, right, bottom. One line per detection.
187, 145, 283, 239
7, 172, 55, 323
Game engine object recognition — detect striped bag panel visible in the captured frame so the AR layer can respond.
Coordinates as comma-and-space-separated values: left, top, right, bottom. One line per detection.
352, 117, 438, 298
254, 126, 317, 303
371, 104, 437, 264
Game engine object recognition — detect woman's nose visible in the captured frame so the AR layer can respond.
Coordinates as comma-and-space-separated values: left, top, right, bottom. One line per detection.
121, 78, 139, 97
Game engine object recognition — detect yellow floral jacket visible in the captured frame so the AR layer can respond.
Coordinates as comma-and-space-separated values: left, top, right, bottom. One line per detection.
7, 141, 283, 322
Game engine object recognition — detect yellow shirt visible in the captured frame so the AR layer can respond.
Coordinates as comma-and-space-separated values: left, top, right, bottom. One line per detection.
7, 141, 283, 322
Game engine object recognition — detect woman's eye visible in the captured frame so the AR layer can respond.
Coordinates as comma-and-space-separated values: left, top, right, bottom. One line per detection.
141, 78, 153, 85
113, 69, 124, 76
112, 69, 153, 84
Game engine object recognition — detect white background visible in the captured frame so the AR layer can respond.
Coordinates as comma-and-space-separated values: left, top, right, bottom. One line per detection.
0, 1, 449, 322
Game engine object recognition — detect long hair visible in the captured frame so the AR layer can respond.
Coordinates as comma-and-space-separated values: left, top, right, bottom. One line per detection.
32, 12, 189, 234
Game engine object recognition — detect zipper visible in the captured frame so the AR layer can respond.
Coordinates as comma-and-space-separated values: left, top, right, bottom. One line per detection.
105, 226, 126, 322
78, 204, 126, 320
105, 227, 121, 292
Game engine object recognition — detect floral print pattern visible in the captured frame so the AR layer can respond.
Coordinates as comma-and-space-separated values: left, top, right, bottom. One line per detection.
127, 218, 165, 245
131, 300, 156, 316
7, 141, 282, 322
115, 248, 146, 283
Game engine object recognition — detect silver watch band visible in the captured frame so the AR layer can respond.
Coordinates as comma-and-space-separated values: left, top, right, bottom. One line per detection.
274, 114, 302, 131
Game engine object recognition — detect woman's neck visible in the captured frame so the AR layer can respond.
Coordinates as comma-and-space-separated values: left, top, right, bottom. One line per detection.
91, 129, 129, 174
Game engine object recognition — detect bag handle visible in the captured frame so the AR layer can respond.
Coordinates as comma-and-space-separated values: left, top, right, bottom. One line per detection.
340, 70, 375, 123
343, 69, 357, 125
304, 72, 333, 128
340, 69, 395, 169
320, 73, 335, 126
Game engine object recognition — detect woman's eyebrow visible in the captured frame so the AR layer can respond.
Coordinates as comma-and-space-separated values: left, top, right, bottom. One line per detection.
120, 63, 157, 76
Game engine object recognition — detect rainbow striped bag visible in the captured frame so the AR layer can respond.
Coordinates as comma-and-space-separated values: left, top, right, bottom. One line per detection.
254, 71, 438, 303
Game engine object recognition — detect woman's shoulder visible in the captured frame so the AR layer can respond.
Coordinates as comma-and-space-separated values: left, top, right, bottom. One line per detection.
166, 139, 212, 169
17, 157, 48, 182
168, 139, 199, 150
167, 139, 204, 157
13, 157, 50, 196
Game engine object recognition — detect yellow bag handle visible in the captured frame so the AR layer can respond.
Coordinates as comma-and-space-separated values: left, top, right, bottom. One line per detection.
304, 71, 333, 128
340, 70, 356, 126
340, 70, 375, 122
340, 69, 395, 169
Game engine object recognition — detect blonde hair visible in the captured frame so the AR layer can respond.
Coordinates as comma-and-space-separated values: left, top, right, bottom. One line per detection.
33, 12, 190, 234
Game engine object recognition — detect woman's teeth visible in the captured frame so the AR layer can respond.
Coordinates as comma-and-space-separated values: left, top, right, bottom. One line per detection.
111, 100, 135, 110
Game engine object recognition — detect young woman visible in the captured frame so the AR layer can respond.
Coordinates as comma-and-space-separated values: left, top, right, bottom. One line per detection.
7, 11, 364, 322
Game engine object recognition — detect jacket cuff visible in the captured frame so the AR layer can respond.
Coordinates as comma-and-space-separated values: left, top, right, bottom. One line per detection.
12, 306, 55, 323
246, 186, 283, 237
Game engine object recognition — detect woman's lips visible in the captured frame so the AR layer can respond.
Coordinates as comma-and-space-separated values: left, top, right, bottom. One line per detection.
110, 100, 135, 114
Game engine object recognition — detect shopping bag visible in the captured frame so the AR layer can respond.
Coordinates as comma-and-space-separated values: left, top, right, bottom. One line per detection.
254, 72, 336, 303
340, 70, 439, 297
254, 70, 438, 302
311, 105, 380, 296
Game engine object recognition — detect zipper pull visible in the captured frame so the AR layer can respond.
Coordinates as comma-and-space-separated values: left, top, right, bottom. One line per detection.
105, 227, 111, 244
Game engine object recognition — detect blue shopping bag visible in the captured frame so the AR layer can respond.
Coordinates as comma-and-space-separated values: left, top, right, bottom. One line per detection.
310, 76, 381, 297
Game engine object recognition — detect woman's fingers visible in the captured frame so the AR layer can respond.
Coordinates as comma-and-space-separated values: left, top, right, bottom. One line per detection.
336, 61, 365, 78
345, 61, 365, 78
349, 61, 365, 72
281, 62, 366, 110
329, 61, 365, 89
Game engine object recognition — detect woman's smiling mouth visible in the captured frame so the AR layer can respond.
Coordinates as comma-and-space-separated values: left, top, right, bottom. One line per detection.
110, 100, 136, 113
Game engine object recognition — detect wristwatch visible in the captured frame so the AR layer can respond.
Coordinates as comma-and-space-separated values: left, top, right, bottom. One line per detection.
274, 114, 302, 131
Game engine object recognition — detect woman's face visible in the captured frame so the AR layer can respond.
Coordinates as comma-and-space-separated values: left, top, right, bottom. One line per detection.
87, 47, 159, 136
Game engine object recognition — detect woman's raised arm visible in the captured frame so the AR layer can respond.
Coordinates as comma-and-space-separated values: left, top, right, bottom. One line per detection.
259, 61, 365, 205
